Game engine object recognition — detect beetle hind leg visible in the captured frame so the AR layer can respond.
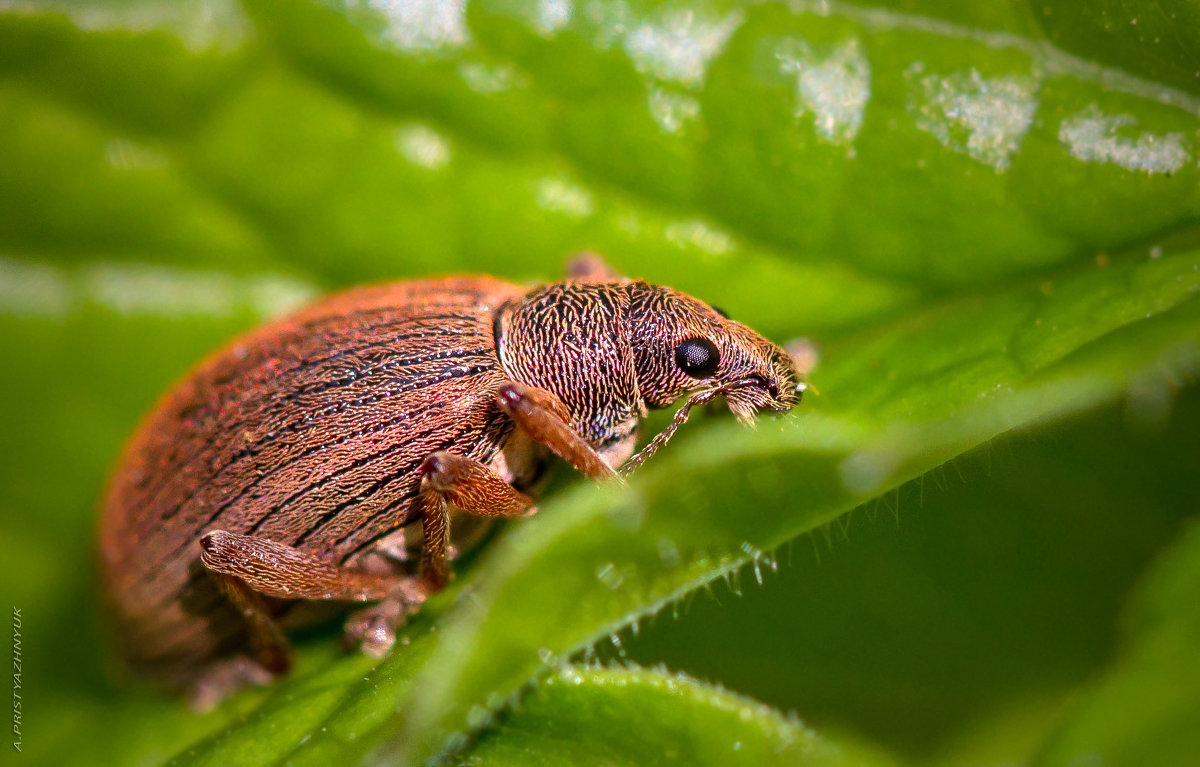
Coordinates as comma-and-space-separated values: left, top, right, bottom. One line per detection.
184, 571, 290, 711
342, 577, 426, 658
188, 653, 276, 712
198, 530, 427, 676
199, 530, 407, 602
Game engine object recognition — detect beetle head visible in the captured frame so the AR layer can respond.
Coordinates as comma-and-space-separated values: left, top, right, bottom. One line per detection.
626, 282, 801, 422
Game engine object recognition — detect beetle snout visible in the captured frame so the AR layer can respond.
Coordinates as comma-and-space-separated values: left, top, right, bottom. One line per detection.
765, 345, 805, 411
722, 368, 796, 419
746, 373, 780, 400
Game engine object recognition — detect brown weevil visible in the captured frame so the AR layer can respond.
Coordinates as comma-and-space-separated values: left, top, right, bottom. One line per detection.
98, 256, 803, 707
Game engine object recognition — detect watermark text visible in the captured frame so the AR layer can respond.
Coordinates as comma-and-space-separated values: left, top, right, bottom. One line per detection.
11, 607, 21, 753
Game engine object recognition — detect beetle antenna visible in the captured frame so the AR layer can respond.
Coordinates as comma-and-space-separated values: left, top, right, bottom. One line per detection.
621, 380, 750, 475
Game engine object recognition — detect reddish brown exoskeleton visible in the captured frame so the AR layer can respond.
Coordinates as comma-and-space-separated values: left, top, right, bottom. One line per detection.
98, 257, 802, 707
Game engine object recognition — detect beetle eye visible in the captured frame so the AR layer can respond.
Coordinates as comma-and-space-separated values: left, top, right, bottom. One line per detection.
674, 337, 720, 379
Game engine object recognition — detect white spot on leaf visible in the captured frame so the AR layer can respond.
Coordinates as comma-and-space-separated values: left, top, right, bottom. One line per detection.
536, 176, 594, 218
368, 0, 469, 52
394, 124, 452, 169
245, 276, 319, 318
534, 0, 571, 35
665, 219, 733, 255
88, 265, 225, 318
908, 67, 1038, 171
623, 9, 741, 88
105, 140, 168, 170
1058, 104, 1190, 175
647, 87, 700, 134
458, 61, 523, 93
585, 0, 633, 49
0, 258, 315, 320
0, 259, 71, 318
0, 0, 249, 51
776, 37, 871, 149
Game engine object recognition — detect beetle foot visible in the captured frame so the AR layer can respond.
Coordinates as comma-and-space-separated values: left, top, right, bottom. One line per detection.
188, 655, 275, 712
343, 580, 426, 659
566, 252, 622, 281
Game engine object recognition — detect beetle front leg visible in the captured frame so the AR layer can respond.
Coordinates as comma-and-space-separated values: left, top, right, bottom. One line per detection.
495, 381, 620, 482
417, 451, 535, 593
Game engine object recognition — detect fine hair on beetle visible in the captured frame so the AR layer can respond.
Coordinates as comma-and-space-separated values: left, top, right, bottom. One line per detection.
97, 255, 805, 707
496, 279, 802, 452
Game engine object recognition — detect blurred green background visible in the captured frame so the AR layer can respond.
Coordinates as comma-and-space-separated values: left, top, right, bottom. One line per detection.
2, 0, 1199, 765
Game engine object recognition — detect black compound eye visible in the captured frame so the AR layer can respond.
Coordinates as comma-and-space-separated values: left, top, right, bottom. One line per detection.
674, 337, 720, 379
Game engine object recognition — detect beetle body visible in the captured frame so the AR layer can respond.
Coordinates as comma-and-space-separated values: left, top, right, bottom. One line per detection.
99, 263, 801, 700
100, 277, 527, 679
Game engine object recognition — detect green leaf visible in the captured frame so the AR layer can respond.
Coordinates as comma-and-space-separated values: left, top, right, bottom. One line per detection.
2, 1, 1199, 766
386, 248, 1200, 764
453, 665, 896, 766
1035, 518, 1200, 767
616, 389, 1200, 763
1034, 0, 1200, 99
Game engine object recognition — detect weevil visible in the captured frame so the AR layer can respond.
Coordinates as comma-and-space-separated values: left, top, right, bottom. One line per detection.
98, 256, 802, 707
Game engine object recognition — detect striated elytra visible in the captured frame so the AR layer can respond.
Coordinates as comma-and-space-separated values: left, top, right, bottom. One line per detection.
97, 256, 802, 708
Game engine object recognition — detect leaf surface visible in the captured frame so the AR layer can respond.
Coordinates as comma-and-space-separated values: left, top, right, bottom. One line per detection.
2, 1, 1198, 765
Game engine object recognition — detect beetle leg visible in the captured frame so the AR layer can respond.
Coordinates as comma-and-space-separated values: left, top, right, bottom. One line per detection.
199, 530, 406, 601
566, 252, 623, 281
495, 381, 621, 482
343, 599, 405, 658
417, 451, 535, 593
200, 530, 427, 660
189, 653, 276, 712
186, 569, 297, 710
341, 577, 427, 658
209, 572, 293, 676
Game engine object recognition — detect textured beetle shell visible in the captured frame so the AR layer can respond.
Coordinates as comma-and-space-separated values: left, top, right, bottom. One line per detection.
99, 277, 527, 679
498, 281, 643, 454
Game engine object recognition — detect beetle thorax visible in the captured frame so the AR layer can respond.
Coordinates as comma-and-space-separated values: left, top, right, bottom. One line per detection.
496, 282, 644, 463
